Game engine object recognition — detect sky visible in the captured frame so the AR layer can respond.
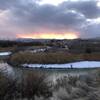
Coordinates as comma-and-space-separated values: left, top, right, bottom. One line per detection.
0, 0, 100, 39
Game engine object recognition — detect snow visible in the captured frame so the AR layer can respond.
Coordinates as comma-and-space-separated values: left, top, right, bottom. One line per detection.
23, 61, 100, 68
0, 63, 15, 77
0, 52, 11, 56
30, 48, 46, 53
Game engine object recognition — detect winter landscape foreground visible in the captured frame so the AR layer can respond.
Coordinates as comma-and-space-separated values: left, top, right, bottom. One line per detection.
1, 39, 100, 100
0, 62, 100, 100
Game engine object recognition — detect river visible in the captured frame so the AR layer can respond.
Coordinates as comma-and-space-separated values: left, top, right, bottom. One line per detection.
0, 61, 99, 83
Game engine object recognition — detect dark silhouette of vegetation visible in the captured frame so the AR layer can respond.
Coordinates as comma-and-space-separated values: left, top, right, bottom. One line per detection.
85, 48, 92, 54
0, 70, 51, 100
0, 73, 18, 100
20, 71, 52, 99
0, 40, 17, 47
0, 40, 44, 48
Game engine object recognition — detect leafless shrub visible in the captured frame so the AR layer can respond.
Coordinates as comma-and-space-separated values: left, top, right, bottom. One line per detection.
0, 70, 52, 100
19, 71, 52, 100
0, 72, 18, 100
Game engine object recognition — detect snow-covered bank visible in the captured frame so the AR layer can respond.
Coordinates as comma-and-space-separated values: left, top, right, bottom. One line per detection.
0, 63, 15, 77
23, 61, 100, 68
0, 52, 12, 56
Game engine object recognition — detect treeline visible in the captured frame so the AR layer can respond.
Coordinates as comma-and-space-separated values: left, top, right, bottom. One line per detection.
69, 39, 100, 53
0, 40, 17, 47
0, 40, 44, 47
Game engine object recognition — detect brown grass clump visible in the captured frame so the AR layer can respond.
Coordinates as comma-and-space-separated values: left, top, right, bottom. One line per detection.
0, 47, 15, 52
20, 71, 52, 99
0, 70, 51, 100
83, 53, 100, 61
52, 72, 100, 100
0, 72, 18, 100
9, 51, 82, 66
9, 51, 100, 66
0, 68, 100, 100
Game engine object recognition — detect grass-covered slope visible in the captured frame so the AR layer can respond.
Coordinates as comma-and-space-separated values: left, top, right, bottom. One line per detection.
8, 51, 100, 66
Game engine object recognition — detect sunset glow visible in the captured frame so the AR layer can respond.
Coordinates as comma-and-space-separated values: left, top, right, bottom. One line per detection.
17, 33, 79, 39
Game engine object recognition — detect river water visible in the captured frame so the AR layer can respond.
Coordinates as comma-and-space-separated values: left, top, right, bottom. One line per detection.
0, 61, 99, 83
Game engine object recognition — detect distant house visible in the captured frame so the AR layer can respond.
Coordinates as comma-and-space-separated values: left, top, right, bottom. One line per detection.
64, 45, 69, 50
48, 40, 69, 49
14, 40, 69, 53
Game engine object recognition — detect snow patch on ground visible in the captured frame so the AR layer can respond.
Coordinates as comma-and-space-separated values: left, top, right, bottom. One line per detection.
0, 63, 15, 77
0, 52, 11, 56
23, 61, 100, 68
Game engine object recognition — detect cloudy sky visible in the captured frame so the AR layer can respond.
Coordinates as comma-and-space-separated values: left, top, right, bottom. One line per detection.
0, 0, 100, 39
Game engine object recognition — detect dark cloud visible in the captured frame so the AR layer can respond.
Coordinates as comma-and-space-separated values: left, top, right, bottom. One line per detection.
61, 0, 100, 18
81, 22, 100, 38
0, 0, 17, 10
8, 1, 86, 32
0, 0, 100, 39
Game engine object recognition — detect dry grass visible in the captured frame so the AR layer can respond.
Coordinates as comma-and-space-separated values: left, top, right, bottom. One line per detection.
83, 53, 100, 61
9, 51, 82, 66
52, 70, 100, 100
0, 47, 15, 52
0, 70, 51, 100
0, 72, 18, 100
0, 69, 100, 100
9, 51, 100, 66
20, 71, 52, 99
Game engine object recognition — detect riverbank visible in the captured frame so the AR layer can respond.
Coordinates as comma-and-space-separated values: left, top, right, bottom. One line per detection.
8, 51, 100, 67
0, 62, 100, 100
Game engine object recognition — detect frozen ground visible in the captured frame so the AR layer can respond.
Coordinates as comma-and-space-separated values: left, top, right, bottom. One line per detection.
23, 61, 100, 68
0, 63, 15, 77
0, 62, 98, 85
0, 52, 12, 56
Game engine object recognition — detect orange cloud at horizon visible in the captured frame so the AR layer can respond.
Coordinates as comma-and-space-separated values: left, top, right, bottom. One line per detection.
17, 32, 79, 39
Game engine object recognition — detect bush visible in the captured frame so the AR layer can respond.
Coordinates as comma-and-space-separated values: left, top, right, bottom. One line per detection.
0, 70, 51, 100
0, 73, 18, 100
20, 71, 52, 99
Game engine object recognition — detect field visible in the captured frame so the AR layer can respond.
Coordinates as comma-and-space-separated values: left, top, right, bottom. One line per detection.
0, 39, 100, 100
8, 51, 100, 67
